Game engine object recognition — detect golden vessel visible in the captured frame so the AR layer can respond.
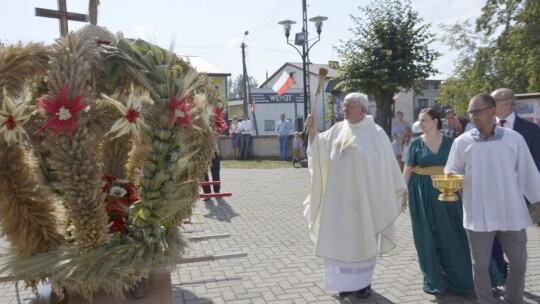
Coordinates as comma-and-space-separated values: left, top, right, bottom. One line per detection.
431, 175, 464, 202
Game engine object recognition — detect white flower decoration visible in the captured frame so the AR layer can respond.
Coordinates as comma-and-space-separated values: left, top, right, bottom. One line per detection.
101, 92, 149, 140
109, 186, 127, 197
56, 106, 72, 120
0, 89, 32, 145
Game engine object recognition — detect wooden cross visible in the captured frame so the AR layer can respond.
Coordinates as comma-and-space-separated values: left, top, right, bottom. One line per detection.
35, 0, 88, 37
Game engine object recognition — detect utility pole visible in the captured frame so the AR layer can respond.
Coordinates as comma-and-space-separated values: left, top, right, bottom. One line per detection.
241, 31, 249, 116
246, 77, 259, 135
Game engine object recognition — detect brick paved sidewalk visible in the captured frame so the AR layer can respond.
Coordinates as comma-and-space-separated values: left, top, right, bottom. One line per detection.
1, 167, 539, 303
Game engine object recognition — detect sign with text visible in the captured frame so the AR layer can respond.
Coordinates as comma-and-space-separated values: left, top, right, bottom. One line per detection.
515, 96, 540, 125
250, 92, 304, 104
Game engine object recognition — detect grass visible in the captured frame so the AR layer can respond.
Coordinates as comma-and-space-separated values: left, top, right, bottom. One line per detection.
221, 159, 302, 169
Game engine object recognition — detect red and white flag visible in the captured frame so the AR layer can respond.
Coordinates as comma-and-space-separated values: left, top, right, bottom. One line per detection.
272, 71, 294, 96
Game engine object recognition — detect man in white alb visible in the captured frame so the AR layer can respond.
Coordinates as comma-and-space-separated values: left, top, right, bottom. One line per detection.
303, 92, 407, 299
445, 93, 540, 304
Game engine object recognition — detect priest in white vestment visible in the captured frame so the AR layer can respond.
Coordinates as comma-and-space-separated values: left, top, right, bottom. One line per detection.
445, 93, 540, 304
303, 92, 407, 298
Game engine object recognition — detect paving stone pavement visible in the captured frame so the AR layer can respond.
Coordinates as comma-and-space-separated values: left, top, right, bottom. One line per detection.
1, 167, 539, 303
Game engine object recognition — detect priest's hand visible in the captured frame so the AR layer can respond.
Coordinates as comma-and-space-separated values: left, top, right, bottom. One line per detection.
305, 114, 317, 142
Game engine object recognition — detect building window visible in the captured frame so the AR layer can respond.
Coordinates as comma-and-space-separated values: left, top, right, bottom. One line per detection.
433, 82, 440, 90
417, 98, 429, 109
421, 81, 430, 90
264, 120, 276, 132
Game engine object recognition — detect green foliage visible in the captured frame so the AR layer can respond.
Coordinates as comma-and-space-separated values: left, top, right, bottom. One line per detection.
440, 0, 540, 107
335, 0, 439, 133
323, 93, 335, 122
229, 74, 259, 99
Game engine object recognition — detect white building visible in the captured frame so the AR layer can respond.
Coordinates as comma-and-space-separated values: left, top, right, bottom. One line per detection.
254, 62, 336, 134
229, 61, 445, 133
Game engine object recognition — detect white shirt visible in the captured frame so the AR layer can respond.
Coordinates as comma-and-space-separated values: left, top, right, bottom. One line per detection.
445, 126, 540, 231
239, 119, 252, 134
304, 116, 407, 262
496, 112, 516, 129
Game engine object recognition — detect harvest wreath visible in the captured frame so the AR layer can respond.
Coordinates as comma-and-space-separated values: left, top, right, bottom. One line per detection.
0, 25, 224, 301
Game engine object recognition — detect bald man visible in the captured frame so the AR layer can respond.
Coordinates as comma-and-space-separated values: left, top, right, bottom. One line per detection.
492, 88, 540, 171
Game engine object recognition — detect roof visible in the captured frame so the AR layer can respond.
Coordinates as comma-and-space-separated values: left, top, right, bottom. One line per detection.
516, 92, 540, 99
259, 62, 336, 87
325, 78, 341, 93
182, 56, 231, 77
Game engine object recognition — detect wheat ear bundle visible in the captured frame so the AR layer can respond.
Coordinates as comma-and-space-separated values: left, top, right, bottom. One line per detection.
39, 35, 109, 252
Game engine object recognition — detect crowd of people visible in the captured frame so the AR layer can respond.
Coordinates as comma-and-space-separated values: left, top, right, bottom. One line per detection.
228, 114, 253, 160
213, 88, 540, 303
302, 89, 540, 304
229, 112, 303, 164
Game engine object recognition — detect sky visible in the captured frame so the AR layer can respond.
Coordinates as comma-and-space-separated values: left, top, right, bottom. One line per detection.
1, 0, 486, 85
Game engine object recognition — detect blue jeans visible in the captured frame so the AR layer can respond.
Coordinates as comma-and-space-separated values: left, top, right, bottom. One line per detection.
279, 136, 288, 160
240, 134, 252, 160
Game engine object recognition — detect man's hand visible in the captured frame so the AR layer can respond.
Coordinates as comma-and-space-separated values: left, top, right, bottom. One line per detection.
535, 203, 540, 225
305, 115, 316, 134
305, 114, 318, 143
399, 195, 407, 213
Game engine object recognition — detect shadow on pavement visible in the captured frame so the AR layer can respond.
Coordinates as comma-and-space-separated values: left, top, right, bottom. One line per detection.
203, 198, 239, 223
524, 291, 540, 303
330, 289, 395, 303
173, 277, 243, 303
172, 285, 213, 304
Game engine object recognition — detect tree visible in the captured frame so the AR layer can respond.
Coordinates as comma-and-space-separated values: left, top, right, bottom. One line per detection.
476, 0, 540, 92
228, 74, 259, 99
335, 0, 439, 134
437, 21, 496, 114
438, 0, 540, 110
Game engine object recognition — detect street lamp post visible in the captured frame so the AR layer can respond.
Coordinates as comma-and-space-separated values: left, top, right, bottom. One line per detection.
278, 0, 327, 129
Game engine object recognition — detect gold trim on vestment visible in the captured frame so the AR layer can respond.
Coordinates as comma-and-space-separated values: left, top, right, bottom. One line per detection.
411, 166, 445, 176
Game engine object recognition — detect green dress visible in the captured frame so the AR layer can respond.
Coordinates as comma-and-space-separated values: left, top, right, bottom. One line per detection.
405, 135, 504, 295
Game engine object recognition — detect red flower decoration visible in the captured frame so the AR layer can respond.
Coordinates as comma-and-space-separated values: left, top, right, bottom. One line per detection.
35, 85, 86, 138
168, 95, 193, 128
5, 116, 16, 130
109, 218, 125, 233
125, 108, 140, 123
213, 107, 227, 135
101, 174, 139, 235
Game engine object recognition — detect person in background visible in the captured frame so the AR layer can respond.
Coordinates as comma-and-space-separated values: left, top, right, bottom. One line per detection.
490, 88, 540, 278
391, 111, 411, 171
411, 120, 422, 138
229, 115, 241, 160
492, 88, 540, 172
464, 121, 475, 132
400, 127, 412, 164
400, 108, 504, 296
238, 114, 252, 160
292, 131, 303, 166
444, 109, 463, 137
276, 113, 292, 161
303, 92, 407, 299
445, 93, 540, 304
202, 131, 222, 201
